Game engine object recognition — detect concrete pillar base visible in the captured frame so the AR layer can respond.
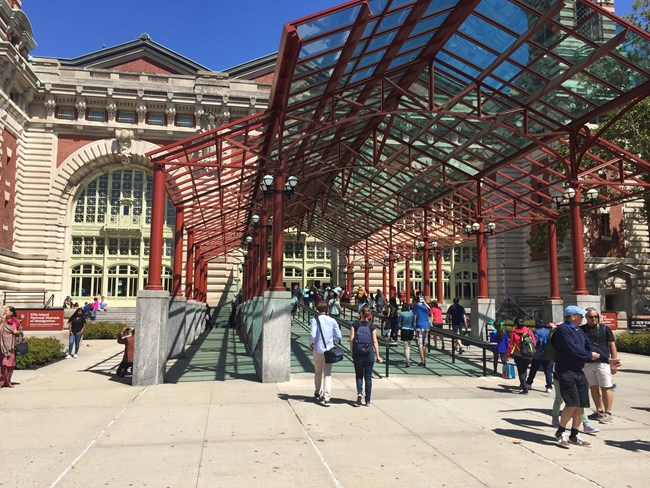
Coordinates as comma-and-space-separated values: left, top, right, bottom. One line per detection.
470, 298, 495, 340
563, 295, 601, 316
542, 299, 564, 325
167, 296, 187, 359
258, 290, 291, 383
134, 289, 169, 386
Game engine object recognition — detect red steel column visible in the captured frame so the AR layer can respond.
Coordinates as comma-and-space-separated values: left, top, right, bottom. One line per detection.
259, 213, 269, 295
185, 231, 194, 298
202, 261, 208, 303
405, 258, 411, 304
269, 174, 285, 291
252, 229, 261, 297
435, 249, 443, 303
364, 258, 370, 292
172, 206, 184, 296
388, 250, 395, 298
193, 247, 201, 301
569, 189, 588, 295
423, 241, 430, 297
476, 220, 488, 299
382, 265, 387, 298
346, 263, 352, 294
548, 220, 560, 299
145, 163, 165, 290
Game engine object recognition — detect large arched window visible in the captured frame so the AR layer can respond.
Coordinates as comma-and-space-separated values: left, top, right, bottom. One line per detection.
455, 271, 478, 300
70, 264, 103, 298
107, 265, 139, 297
69, 168, 175, 305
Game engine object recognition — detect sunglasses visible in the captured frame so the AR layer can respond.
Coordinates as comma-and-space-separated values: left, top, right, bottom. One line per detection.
586, 315, 599, 319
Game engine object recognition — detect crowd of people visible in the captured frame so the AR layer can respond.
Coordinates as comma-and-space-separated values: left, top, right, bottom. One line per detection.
491, 304, 620, 448
307, 288, 622, 449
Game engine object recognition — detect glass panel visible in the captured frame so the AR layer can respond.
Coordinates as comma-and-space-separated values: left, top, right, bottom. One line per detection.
296, 7, 361, 41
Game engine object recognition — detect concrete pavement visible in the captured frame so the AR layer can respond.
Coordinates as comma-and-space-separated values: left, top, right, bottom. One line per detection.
2, 332, 649, 488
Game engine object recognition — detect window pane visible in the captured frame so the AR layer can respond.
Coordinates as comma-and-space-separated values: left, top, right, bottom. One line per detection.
56, 107, 75, 120
88, 109, 106, 122
117, 111, 136, 124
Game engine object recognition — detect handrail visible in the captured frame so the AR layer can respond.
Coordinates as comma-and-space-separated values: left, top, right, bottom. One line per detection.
45, 294, 55, 308
3, 291, 50, 307
505, 298, 534, 321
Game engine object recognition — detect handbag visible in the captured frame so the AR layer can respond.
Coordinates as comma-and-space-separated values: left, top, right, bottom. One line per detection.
15, 340, 29, 356
315, 315, 344, 364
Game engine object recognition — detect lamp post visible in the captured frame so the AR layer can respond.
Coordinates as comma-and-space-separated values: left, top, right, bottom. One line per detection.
552, 186, 598, 295
432, 241, 443, 303
465, 220, 496, 299
259, 174, 298, 292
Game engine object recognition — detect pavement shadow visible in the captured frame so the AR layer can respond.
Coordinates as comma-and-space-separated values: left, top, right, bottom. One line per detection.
618, 368, 650, 375
631, 406, 650, 413
502, 417, 551, 430
498, 407, 553, 416
493, 427, 557, 446
278, 393, 358, 408
604, 439, 650, 452
476, 385, 515, 394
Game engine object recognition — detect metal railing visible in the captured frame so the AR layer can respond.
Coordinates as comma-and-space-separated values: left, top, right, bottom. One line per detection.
2, 291, 55, 307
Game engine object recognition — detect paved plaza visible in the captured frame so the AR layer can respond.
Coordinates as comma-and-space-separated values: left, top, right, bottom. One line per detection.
2, 326, 649, 488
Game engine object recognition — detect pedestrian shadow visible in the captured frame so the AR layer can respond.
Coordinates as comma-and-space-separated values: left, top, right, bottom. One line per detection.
498, 407, 552, 416
604, 439, 650, 452
501, 417, 551, 430
493, 427, 556, 446
631, 406, 650, 413
277, 392, 358, 407
476, 385, 515, 394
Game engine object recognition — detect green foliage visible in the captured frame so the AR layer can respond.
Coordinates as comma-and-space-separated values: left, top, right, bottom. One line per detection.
15, 337, 66, 370
615, 332, 650, 355
83, 321, 127, 339
625, 0, 650, 31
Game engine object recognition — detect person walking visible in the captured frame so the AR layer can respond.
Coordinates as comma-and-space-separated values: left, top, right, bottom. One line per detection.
0, 306, 23, 388
328, 289, 341, 319
66, 307, 87, 358
552, 306, 616, 448
505, 318, 536, 394
412, 297, 430, 367
429, 300, 444, 350
385, 296, 399, 340
310, 301, 342, 407
397, 303, 414, 367
581, 307, 619, 424
446, 297, 467, 354
350, 305, 383, 406
374, 289, 385, 315
526, 320, 554, 393
488, 320, 508, 375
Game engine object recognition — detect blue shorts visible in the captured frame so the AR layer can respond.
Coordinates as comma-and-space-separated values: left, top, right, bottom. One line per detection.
452, 324, 464, 333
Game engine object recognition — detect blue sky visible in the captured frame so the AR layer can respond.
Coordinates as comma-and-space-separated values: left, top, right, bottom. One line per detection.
23, 0, 638, 71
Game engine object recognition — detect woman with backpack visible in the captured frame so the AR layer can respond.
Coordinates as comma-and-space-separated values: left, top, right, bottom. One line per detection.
488, 320, 509, 375
350, 305, 383, 407
505, 318, 536, 394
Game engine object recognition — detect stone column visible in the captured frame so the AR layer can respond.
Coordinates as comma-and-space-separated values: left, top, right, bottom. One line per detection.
167, 295, 187, 359
470, 297, 495, 340
134, 290, 169, 386
258, 289, 292, 382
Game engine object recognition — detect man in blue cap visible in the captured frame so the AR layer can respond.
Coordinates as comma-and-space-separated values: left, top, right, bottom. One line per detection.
552, 305, 607, 448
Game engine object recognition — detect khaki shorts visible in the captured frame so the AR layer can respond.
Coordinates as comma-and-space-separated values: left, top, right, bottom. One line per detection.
582, 362, 613, 388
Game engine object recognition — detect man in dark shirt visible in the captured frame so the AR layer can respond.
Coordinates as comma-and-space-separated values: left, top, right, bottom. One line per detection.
581, 307, 620, 424
446, 297, 467, 354
552, 305, 601, 448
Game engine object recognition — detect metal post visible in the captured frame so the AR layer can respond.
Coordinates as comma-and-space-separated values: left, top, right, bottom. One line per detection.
435, 249, 443, 303
144, 163, 165, 290
476, 220, 488, 299
270, 174, 286, 291
172, 205, 184, 296
569, 190, 588, 295
548, 220, 560, 299
193, 247, 201, 301
185, 231, 194, 299
405, 258, 411, 304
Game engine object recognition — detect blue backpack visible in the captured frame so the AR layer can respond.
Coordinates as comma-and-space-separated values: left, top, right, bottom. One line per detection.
535, 327, 550, 359
353, 321, 373, 356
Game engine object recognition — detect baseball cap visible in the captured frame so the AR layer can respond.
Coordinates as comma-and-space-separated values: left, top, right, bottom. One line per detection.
564, 305, 587, 316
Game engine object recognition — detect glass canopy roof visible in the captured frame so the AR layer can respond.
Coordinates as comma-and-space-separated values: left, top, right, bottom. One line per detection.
148, 0, 650, 260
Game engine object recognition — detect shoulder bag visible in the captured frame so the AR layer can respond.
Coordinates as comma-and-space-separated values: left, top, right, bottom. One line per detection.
315, 315, 344, 364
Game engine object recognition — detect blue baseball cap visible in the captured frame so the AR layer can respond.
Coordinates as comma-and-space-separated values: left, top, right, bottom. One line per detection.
564, 305, 587, 316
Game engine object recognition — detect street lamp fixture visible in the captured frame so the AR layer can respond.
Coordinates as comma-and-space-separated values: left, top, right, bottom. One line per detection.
260, 174, 299, 198
465, 221, 496, 238
552, 186, 598, 208
251, 214, 273, 228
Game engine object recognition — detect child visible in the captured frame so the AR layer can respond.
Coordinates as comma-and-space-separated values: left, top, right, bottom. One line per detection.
488, 321, 508, 375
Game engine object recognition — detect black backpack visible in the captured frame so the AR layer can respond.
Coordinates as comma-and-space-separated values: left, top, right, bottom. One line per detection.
353, 321, 373, 356
520, 330, 536, 359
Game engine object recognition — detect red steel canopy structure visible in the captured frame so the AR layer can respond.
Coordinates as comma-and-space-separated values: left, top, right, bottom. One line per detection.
146, 0, 650, 300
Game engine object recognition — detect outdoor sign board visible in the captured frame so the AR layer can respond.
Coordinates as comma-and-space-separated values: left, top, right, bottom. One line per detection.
629, 315, 650, 330
600, 311, 618, 330
16, 308, 64, 331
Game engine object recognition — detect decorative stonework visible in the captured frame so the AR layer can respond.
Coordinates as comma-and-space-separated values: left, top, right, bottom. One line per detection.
44, 94, 56, 118
114, 129, 135, 165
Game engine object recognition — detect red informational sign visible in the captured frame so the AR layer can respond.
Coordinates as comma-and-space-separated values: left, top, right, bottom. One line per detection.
600, 311, 618, 330
16, 309, 65, 331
